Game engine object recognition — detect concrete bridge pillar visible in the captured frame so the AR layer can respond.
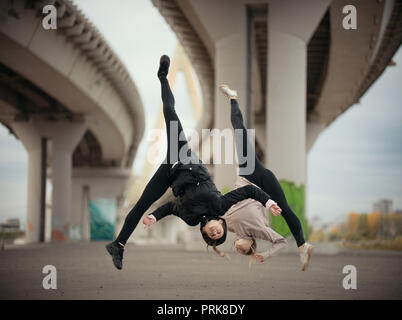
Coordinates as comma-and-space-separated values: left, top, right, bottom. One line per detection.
265, 0, 330, 236
10, 118, 87, 243
45, 121, 87, 242
10, 121, 42, 243
212, 3, 248, 191
266, 27, 307, 186
194, 0, 328, 192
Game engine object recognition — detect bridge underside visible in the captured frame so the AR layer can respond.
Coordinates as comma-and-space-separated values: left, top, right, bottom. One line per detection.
144, 0, 401, 245
0, 63, 112, 167
153, 0, 401, 181
0, 0, 145, 243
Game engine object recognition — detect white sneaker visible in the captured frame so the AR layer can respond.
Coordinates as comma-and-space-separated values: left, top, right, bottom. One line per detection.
219, 84, 238, 99
300, 243, 314, 271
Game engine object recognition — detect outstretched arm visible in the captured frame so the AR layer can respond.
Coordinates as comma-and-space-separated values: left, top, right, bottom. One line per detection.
220, 185, 269, 212
143, 202, 176, 228
220, 185, 281, 216
254, 228, 287, 262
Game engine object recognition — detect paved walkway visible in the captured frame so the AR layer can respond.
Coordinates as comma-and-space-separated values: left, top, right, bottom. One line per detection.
0, 242, 401, 299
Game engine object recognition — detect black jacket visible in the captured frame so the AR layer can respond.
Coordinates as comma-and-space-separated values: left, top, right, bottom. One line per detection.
152, 160, 271, 226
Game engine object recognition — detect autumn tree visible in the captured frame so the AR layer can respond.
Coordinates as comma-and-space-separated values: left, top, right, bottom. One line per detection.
367, 212, 381, 239
357, 214, 370, 239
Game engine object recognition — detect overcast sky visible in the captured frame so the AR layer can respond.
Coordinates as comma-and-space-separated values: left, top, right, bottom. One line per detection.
0, 0, 401, 227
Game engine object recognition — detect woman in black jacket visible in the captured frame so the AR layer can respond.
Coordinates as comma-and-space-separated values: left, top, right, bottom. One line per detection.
106, 55, 278, 270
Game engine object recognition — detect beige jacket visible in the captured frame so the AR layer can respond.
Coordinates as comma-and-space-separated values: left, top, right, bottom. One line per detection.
223, 176, 287, 261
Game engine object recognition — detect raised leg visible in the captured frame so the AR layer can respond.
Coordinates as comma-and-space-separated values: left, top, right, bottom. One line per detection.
226, 95, 306, 247
114, 56, 188, 245
159, 56, 191, 164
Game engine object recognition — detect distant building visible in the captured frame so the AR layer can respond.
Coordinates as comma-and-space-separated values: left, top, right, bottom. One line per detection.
309, 216, 324, 232
0, 218, 20, 232
373, 199, 393, 215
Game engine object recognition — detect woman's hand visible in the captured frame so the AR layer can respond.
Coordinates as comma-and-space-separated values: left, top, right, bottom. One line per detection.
266, 199, 282, 216
270, 203, 282, 216
254, 253, 264, 263
143, 216, 156, 229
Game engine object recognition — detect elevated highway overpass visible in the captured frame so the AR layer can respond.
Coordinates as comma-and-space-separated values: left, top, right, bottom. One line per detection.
147, 0, 401, 241
0, 0, 145, 242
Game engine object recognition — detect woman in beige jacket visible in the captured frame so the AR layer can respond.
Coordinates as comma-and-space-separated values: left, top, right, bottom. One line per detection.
223, 175, 287, 267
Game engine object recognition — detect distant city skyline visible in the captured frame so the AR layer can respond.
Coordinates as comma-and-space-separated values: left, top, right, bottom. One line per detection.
0, 0, 401, 227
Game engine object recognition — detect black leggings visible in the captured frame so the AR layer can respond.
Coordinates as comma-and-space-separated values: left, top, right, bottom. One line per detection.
230, 99, 305, 247
115, 77, 190, 245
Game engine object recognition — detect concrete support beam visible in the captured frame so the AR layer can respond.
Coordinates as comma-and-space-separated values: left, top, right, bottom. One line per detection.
212, 4, 248, 190
9, 122, 42, 243
265, 1, 330, 238
265, 29, 307, 185
266, 0, 330, 186
306, 121, 326, 152
10, 118, 87, 243
45, 122, 87, 241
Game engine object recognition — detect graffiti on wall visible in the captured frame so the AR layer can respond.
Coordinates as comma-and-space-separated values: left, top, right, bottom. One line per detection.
89, 198, 115, 240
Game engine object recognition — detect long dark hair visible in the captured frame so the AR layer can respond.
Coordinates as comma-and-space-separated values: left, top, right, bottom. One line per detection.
174, 189, 228, 253
199, 213, 228, 258
191, 191, 227, 248
200, 216, 227, 245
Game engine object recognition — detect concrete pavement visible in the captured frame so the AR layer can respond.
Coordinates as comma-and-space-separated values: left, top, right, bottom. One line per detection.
0, 242, 401, 300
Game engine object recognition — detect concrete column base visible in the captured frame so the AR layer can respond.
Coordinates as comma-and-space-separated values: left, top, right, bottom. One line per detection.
9, 121, 43, 243
71, 168, 132, 241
